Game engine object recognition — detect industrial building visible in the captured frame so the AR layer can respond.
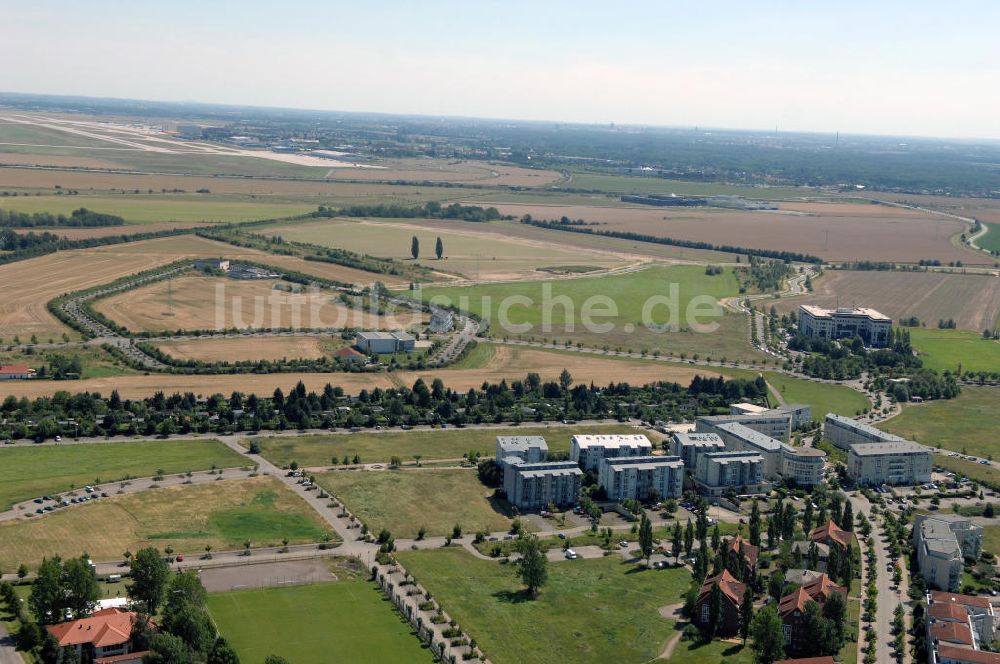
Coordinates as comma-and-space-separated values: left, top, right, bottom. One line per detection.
502, 459, 583, 511
569, 434, 653, 471
823, 413, 906, 450
798, 305, 892, 347
693, 451, 769, 497
597, 455, 684, 502
914, 514, 984, 591
354, 331, 416, 354
670, 432, 725, 467
847, 440, 932, 486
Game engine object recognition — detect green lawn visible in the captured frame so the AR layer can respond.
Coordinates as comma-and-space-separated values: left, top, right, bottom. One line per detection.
763, 372, 870, 418
255, 423, 644, 468
396, 548, 688, 664
0, 195, 315, 223
563, 172, 810, 199
671, 640, 753, 664
208, 581, 434, 664
412, 264, 759, 361
908, 327, 1000, 374
880, 387, 998, 457
984, 526, 1000, 557
317, 469, 510, 538
0, 439, 246, 510
447, 341, 496, 369
0, 345, 136, 378
978, 222, 1000, 254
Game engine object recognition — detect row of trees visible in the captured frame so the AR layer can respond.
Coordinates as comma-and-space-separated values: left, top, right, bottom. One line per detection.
0, 207, 125, 228
409, 235, 444, 260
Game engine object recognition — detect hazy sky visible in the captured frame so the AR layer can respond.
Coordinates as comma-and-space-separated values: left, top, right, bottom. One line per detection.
5, 1, 1000, 139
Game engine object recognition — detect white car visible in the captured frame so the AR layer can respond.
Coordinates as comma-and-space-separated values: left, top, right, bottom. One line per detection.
565, 549, 578, 560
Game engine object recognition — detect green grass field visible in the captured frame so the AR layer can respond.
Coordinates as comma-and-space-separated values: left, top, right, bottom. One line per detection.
0, 477, 332, 569
0, 438, 246, 510
908, 327, 1000, 374
208, 581, 433, 664
414, 264, 758, 361
0, 345, 136, 378
763, 371, 871, 418
317, 469, 510, 538
562, 172, 811, 199
396, 548, 687, 664
881, 387, 997, 457
255, 423, 644, 468
0, 194, 315, 223
977, 223, 1000, 254
448, 341, 496, 369
984, 526, 1000, 557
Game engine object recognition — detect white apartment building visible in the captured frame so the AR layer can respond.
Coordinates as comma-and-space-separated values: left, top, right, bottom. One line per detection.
798, 305, 892, 347
823, 413, 906, 451
598, 455, 684, 502
915, 514, 983, 591
693, 451, 769, 497
700, 421, 826, 486
847, 440, 932, 486
696, 404, 812, 443
670, 432, 726, 467
496, 436, 548, 466
570, 434, 653, 472
503, 459, 583, 511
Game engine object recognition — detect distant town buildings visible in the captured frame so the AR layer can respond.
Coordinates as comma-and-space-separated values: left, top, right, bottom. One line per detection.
798, 305, 892, 347
597, 455, 684, 502
354, 331, 416, 354
914, 514, 984, 591
569, 434, 653, 472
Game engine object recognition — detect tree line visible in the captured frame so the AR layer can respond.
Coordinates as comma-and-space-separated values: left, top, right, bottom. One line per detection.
0, 207, 125, 228
313, 201, 507, 222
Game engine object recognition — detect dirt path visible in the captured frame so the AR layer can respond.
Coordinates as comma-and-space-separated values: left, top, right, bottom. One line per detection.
658, 631, 684, 661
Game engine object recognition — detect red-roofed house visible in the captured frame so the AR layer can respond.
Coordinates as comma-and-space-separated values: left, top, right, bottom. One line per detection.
777, 573, 847, 654
809, 520, 854, 551
931, 621, 976, 647
929, 590, 997, 643
46, 608, 148, 662
335, 347, 367, 364
694, 569, 746, 637
936, 644, 1000, 664
725, 534, 759, 579
0, 365, 34, 380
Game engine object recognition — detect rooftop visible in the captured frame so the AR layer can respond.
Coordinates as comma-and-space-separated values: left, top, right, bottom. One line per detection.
355, 331, 414, 341
809, 520, 854, 550
930, 591, 993, 610
713, 421, 783, 451
849, 440, 931, 456
930, 620, 975, 645
571, 434, 652, 449
509, 460, 583, 479
497, 436, 548, 452
799, 305, 890, 321
935, 645, 1000, 664
672, 432, 724, 445
0, 365, 31, 374
824, 413, 906, 441
47, 608, 137, 648
698, 569, 746, 604
601, 455, 683, 471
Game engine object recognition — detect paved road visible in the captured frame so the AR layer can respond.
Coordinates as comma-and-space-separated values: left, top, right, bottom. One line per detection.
0, 622, 22, 664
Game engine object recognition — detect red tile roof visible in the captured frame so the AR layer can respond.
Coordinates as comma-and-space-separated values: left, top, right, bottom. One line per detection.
936, 645, 1000, 664
778, 586, 813, 617
931, 591, 992, 610
47, 608, 136, 648
931, 620, 975, 645
336, 347, 365, 357
801, 573, 847, 604
0, 365, 30, 375
726, 534, 759, 567
809, 520, 854, 550
95, 652, 150, 664
775, 658, 837, 664
930, 601, 974, 622
698, 569, 746, 605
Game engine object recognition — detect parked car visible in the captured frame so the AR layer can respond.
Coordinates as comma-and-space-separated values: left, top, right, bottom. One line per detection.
565, 549, 578, 560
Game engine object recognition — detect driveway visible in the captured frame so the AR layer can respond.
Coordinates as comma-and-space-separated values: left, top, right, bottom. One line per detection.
0, 622, 23, 664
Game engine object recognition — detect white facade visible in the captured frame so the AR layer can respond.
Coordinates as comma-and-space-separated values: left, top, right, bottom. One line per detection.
798, 305, 892, 347
496, 436, 548, 465
670, 432, 726, 467
847, 440, 932, 486
598, 455, 684, 502
693, 451, 769, 497
503, 460, 583, 511
354, 331, 416, 354
696, 403, 811, 443
823, 413, 906, 451
570, 434, 653, 471
915, 515, 983, 591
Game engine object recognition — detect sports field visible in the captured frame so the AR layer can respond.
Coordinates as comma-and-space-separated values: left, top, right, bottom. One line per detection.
266, 217, 627, 280
396, 548, 687, 664
208, 581, 434, 664
0, 195, 315, 223
881, 387, 998, 457
774, 270, 1000, 333
254, 423, 648, 468
0, 438, 245, 510
317, 469, 511, 538
415, 264, 758, 360
763, 372, 870, 417
0, 477, 333, 569
94, 275, 424, 332
908, 328, 1000, 374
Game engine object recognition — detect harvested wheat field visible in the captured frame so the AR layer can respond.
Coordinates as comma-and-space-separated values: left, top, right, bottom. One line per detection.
0, 476, 332, 569
0, 235, 389, 341
0, 344, 727, 400
95, 276, 426, 333
153, 335, 339, 362
479, 201, 986, 264
774, 270, 1000, 331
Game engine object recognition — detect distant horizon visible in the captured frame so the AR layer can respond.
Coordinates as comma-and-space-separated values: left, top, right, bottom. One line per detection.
3, 89, 1000, 146
4, 2, 1000, 141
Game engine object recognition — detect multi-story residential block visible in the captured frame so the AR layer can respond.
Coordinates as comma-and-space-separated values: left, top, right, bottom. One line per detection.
823, 413, 906, 450
502, 459, 583, 511
696, 403, 811, 443
847, 440, 932, 486
798, 305, 892, 347
693, 451, 769, 497
569, 434, 652, 471
928, 590, 996, 644
697, 420, 826, 486
670, 432, 725, 467
598, 455, 684, 502
495, 436, 548, 466
915, 514, 984, 591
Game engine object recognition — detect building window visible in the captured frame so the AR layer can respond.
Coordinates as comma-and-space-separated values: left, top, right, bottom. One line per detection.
701, 603, 709, 623
782, 624, 792, 644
